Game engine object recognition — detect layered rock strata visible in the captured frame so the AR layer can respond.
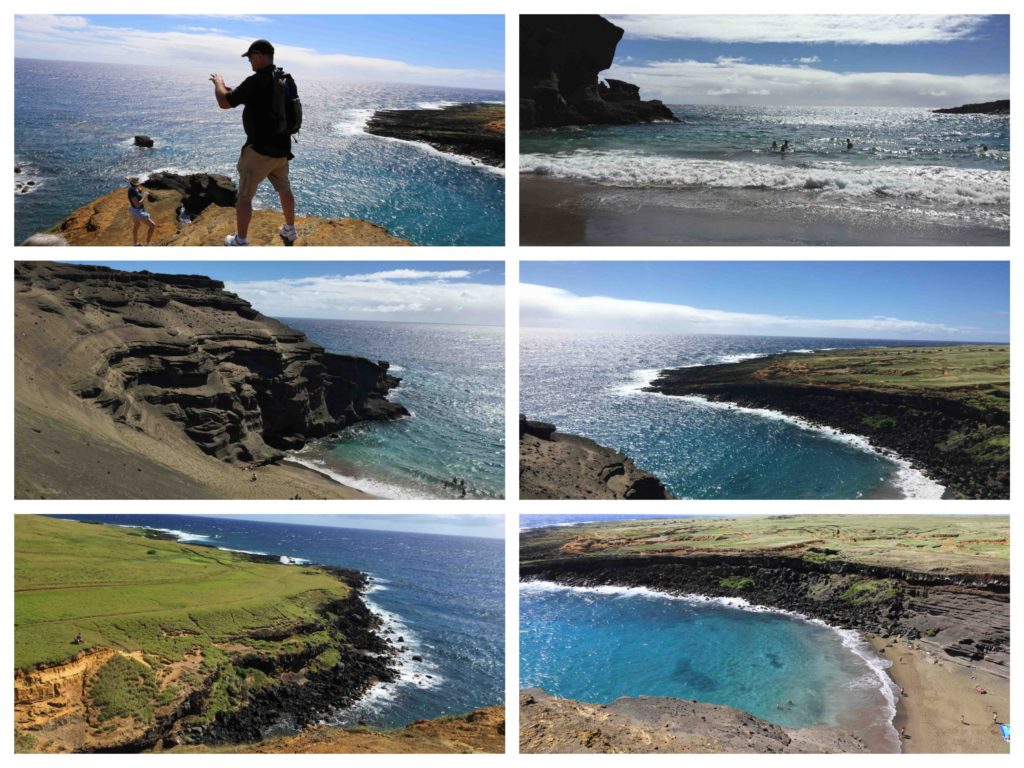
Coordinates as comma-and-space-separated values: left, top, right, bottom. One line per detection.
15, 262, 407, 471
520, 416, 673, 500
365, 103, 505, 167
520, 15, 679, 129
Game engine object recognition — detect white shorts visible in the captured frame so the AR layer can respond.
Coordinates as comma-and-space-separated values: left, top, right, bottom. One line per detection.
128, 205, 152, 222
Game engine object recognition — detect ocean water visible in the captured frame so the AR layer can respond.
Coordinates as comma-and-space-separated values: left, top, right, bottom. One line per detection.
285, 318, 504, 500
520, 580, 899, 752
520, 331, 956, 499
521, 105, 1009, 233
14, 59, 505, 245
49, 514, 504, 730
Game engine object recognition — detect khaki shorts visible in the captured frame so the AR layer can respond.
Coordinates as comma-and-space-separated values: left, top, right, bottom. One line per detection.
236, 145, 290, 202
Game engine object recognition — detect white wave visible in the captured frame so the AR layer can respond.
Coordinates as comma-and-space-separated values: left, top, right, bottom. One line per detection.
520, 151, 1009, 210
328, 583, 443, 724
114, 524, 212, 543
279, 555, 309, 565
668, 395, 944, 499
415, 100, 458, 110
332, 109, 376, 136
219, 546, 269, 556
521, 578, 901, 749
362, 130, 505, 176
285, 455, 441, 500
388, 365, 406, 372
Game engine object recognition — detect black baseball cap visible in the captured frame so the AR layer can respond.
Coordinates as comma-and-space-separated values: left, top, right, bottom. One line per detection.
242, 39, 274, 57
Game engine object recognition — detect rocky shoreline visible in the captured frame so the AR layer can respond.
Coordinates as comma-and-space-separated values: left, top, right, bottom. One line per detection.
933, 99, 1009, 115
519, 554, 1009, 674
520, 15, 678, 129
365, 103, 505, 167
519, 415, 673, 500
645, 349, 1009, 499
15, 262, 408, 498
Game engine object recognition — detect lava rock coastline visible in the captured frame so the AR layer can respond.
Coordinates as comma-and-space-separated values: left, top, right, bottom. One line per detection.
933, 99, 1009, 115
520, 15, 679, 129
645, 352, 1008, 499
520, 415, 673, 500
365, 103, 505, 167
520, 553, 1010, 674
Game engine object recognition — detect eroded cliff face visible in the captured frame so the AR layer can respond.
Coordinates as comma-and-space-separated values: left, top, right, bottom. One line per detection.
15, 262, 408, 467
520, 15, 679, 128
521, 555, 1009, 674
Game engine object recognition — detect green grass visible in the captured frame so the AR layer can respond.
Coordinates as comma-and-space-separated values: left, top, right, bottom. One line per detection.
87, 654, 158, 723
15, 515, 349, 670
520, 515, 1009, 575
840, 579, 898, 605
718, 575, 755, 590
861, 415, 898, 431
760, 346, 1009, 413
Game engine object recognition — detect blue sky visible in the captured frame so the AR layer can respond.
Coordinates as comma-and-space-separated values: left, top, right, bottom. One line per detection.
604, 15, 1008, 106
520, 262, 1009, 342
15, 15, 504, 90
78, 261, 505, 326
222, 514, 504, 540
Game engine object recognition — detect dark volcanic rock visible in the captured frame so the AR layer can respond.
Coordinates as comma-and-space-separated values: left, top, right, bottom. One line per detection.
143, 172, 237, 218
14, 262, 408, 466
134, 135, 155, 148
520, 15, 679, 129
520, 414, 673, 500
933, 99, 1009, 115
520, 553, 1010, 673
364, 103, 505, 167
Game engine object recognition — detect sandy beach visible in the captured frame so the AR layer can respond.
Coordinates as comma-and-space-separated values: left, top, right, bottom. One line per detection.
869, 635, 1009, 753
519, 176, 1010, 246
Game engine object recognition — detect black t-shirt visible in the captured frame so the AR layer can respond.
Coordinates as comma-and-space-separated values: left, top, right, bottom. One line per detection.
128, 186, 145, 210
226, 65, 292, 159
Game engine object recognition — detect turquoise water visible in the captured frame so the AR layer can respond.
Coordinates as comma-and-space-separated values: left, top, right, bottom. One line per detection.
286, 318, 504, 499
520, 580, 899, 752
520, 331, 951, 499
15, 59, 505, 245
521, 105, 1008, 232
49, 514, 504, 731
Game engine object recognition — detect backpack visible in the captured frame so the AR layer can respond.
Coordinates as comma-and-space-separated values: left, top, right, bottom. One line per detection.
271, 67, 302, 138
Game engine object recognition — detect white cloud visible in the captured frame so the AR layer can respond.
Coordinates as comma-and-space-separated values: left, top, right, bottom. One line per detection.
14, 15, 503, 89
793, 56, 821, 64
609, 14, 989, 45
224, 271, 504, 326
605, 58, 1008, 107
520, 283, 969, 339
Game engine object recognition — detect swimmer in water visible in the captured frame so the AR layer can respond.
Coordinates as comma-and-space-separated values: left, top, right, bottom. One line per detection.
780, 140, 791, 154
846, 138, 854, 150
771, 140, 779, 151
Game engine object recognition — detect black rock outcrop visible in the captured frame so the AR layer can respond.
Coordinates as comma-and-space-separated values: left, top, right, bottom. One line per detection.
143, 172, 237, 218
520, 15, 679, 129
134, 135, 155, 148
933, 99, 1009, 115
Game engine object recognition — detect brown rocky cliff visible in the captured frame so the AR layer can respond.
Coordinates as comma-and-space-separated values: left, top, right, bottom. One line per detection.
41, 172, 411, 247
15, 262, 408, 468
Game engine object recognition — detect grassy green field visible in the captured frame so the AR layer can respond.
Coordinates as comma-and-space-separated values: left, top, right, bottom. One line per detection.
15, 515, 348, 670
757, 346, 1009, 412
520, 515, 1009, 575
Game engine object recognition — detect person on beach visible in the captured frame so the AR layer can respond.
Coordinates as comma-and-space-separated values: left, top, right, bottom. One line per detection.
210, 39, 297, 246
127, 177, 157, 246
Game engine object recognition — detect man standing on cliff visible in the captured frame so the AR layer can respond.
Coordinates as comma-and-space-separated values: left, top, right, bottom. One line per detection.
210, 39, 297, 246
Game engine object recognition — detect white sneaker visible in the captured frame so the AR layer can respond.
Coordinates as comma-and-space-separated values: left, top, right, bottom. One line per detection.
279, 224, 297, 243
224, 234, 248, 246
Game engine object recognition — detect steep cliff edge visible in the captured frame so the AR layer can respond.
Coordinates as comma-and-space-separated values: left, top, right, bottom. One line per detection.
15, 262, 408, 498
520, 15, 679, 129
519, 416, 673, 500
29, 172, 411, 247
365, 103, 505, 167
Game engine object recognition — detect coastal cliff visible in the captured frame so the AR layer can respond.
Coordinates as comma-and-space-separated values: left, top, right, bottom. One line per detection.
15, 262, 408, 498
520, 15, 679, 129
520, 689, 868, 753
520, 517, 1010, 674
29, 172, 411, 247
646, 346, 1009, 499
520, 416, 673, 500
365, 103, 505, 167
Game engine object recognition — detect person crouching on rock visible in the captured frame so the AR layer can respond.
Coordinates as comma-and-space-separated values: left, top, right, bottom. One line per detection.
127, 177, 157, 246
210, 39, 297, 246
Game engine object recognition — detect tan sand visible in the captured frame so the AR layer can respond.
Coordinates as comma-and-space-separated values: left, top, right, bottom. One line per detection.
869, 636, 1009, 753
